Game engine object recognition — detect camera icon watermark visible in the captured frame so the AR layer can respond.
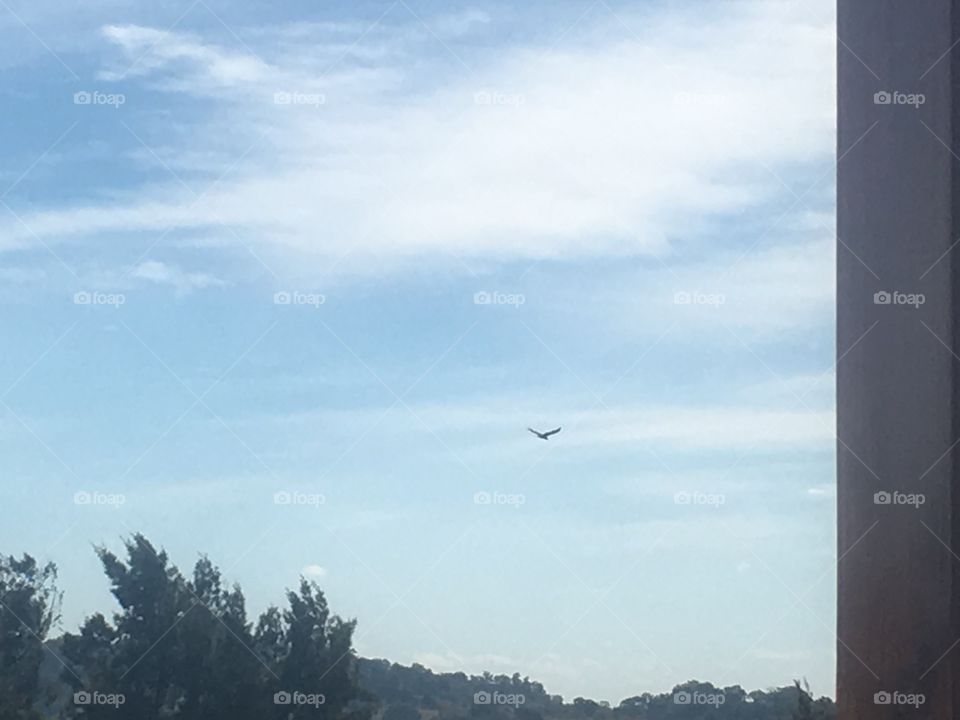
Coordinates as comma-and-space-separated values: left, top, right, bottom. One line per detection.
73, 90, 126, 108
274, 490, 326, 508
73, 290, 126, 308
274, 690, 326, 707
473, 90, 525, 107
673, 290, 725, 308
673, 691, 725, 706
674, 491, 725, 508
873, 490, 925, 509
273, 91, 326, 108
473, 290, 525, 308
474, 691, 525, 706
473, 490, 525, 508
874, 90, 925, 108
672, 91, 731, 109
74, 491, 126, 509
273, 290, 325, 308
873, 290, 925, 308
73, 690, 125, 707
874, 690, 925, 707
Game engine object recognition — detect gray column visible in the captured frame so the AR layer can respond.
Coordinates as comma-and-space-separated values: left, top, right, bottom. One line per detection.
838, 1, 960, 718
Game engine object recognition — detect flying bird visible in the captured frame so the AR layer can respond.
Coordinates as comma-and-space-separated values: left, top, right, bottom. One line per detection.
528, 426, 562, 440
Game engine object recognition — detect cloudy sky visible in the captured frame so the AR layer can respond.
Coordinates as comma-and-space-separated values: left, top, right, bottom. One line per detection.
0, 0, 837, 703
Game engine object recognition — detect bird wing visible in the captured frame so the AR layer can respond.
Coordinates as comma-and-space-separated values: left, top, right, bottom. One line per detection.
543, 427, 562, 437
527, 427, 540, 436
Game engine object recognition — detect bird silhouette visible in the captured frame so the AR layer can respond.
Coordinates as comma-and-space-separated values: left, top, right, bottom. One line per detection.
527, 426, 562, 440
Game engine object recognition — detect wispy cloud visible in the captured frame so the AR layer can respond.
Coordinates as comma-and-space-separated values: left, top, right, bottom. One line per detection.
255, 396, 834, 455
131, 259, 224, 294
1, 0, 834, 279
302, 563, 328, 579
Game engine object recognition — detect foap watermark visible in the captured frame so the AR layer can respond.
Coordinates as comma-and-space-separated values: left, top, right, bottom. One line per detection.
74, 691, 126, 708
474, 490, 525, 508
874, 491, 925, 509
473, 90, 525, 107
674, 491, 725, 508
74, 90, 125, 108
673, 91, 731, 109
874, 691, 925, 708
873, 290, 925, 308
274, 290, 325, 308
74, 491, 126, 509
274, 91, 326, 108
474, 691, 525, 707
673, 290, 725, 308
473, 291, 525, 308
674, 691, 725, 707
274, 691, 326, 707
74, 290, 125, 308
874, 90, 926, 108
274, 490, 326, 508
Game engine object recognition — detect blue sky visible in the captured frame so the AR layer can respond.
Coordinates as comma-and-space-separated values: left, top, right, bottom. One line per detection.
0, 0, 837, 703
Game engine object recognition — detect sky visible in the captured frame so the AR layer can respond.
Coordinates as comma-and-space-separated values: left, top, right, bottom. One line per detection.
0, 0, 837, 704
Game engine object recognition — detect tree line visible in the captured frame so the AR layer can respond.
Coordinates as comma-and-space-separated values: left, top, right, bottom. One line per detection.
0, 537, 835, 719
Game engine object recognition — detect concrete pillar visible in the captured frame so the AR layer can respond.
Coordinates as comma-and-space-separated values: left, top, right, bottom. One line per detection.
838, 1, 960, 717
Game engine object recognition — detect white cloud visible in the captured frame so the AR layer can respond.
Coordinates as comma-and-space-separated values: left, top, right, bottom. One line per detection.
430, 8, 492, 37
1, 0, 834, 278
575, 233, 835, 343
558, 406, 834, 451
258, 395, 834, 455
806, 484, 835, 499
100, 24, 272, 86
0, 267, 47, 284
411, 651, 520, 675
131, 260, 224, 294
302, 564, 327, 579
750, 649, 809, 661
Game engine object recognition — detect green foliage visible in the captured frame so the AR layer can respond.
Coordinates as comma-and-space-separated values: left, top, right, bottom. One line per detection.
0, 554, 61, 720
356, 663, 837, 720
382, 702, 421, 720
58, 534, 362, 720
0, 536, 837, 720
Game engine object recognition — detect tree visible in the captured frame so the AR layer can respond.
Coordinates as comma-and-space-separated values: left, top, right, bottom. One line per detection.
0, 533, 842, 720
269, 578, 360, 720
61, 535, 363, 720
62, 535, 195, 719
383, 702, 421, 720
0, 554, 60, 720
792, 680, 813, 720
573, 697, 602, 718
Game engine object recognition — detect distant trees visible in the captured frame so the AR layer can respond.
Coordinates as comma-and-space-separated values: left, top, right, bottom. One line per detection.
792, 680, 816, 720
59, 534, 361, 720
0, 534, 837, 720
572, 697, 602, 717
357, 661, 836, 720
0, 554, 61, 720
612, 680, 832, 720
382, 702, 421, 720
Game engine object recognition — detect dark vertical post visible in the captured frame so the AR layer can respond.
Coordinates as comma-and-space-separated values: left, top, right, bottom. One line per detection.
838, 1, 960, 718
